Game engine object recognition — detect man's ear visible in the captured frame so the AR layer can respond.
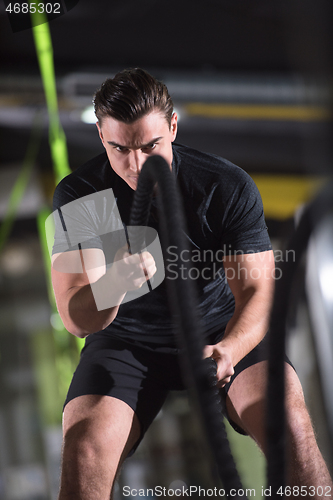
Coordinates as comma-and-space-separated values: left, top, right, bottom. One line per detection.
170, 112, 178, 142
96, 121, 105, 148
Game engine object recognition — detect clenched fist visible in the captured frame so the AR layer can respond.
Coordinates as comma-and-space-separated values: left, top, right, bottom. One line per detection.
110, 245, 157, 293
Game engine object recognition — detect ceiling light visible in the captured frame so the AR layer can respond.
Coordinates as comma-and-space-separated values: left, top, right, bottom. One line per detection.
81, 106, 96, 124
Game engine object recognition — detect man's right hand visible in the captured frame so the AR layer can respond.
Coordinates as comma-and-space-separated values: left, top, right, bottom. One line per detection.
109, 246, 157, 294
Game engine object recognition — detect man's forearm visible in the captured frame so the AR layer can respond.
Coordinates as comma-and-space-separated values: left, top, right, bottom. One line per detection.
220, 288, 272, 366
61, 272, 126, 337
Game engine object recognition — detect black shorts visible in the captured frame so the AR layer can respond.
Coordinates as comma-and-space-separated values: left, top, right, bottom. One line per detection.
64, 332, 288, 452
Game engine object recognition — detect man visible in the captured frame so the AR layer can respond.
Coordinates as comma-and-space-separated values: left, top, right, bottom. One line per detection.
51, 68, 332, 499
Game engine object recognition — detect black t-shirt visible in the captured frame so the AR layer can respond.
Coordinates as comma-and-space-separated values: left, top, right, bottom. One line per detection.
52, 143, 272, 347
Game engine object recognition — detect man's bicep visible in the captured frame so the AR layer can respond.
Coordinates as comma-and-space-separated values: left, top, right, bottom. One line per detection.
222, 250, 275, 300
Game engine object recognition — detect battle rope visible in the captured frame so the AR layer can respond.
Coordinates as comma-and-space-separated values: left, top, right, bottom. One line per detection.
267, 180, 333, 498
129, 155, 247, 499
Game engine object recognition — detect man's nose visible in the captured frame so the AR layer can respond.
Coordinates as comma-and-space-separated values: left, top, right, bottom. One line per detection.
130, 150, 144, 173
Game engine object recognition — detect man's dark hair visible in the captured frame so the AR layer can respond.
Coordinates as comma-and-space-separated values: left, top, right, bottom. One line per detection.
93, 68, 174, 127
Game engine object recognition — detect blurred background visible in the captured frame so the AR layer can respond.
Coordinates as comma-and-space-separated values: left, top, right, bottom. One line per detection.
0, 0, 332, 498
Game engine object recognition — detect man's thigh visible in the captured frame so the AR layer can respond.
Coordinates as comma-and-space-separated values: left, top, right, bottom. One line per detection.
225, 360, 268, 440
63, 336, 185, 454
225, 360, 302, 449
63, 394, 142, 463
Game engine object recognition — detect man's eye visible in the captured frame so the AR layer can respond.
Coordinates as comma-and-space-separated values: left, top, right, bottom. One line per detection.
142, 143, 157, 152
116, 147, 128, 153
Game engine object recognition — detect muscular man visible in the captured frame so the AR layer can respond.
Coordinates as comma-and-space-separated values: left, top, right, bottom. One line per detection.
51, 68, 332, 499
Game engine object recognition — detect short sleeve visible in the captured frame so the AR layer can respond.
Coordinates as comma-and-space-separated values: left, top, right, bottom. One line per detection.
51, 181, 127, 260
209, 168, 272, 254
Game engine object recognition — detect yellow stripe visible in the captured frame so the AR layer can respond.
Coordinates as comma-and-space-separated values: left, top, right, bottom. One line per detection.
185, 103, 331, 122
251, 175, 326, 219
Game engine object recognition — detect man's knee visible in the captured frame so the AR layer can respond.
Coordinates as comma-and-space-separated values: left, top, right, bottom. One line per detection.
63, 417, 112, 462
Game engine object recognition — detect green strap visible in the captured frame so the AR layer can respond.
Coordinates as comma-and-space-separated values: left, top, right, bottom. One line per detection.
31, 9, 71, 183
31, 11, 84, 354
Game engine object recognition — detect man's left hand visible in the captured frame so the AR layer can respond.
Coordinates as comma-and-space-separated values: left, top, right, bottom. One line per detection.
203, 344, 234, 388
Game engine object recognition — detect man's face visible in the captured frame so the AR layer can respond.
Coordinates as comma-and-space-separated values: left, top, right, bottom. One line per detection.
96, 110, 178, 190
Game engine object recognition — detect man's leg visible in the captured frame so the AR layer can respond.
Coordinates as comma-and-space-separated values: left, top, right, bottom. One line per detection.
58, 394, 141, 500
225, 361, 332, 497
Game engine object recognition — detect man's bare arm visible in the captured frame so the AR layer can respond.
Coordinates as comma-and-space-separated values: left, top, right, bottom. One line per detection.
51, 247, 156, 338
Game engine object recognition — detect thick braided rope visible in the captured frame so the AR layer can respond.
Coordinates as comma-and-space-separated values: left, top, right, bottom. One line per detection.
129, 155, 247, 498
